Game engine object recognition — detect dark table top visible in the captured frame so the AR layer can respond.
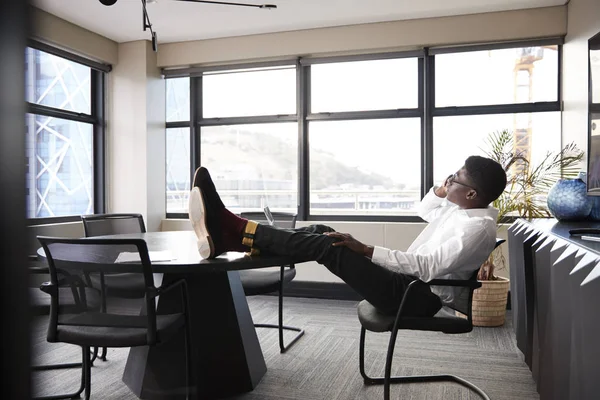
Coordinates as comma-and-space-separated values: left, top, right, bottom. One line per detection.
520, 218, 600, 256
38, 231, 300, 274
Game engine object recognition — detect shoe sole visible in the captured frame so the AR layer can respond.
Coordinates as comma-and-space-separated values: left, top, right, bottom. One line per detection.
192, 167, 202, 189
188, 187, 215, 259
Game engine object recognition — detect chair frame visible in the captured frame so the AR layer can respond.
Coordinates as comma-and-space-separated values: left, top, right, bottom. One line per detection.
81, 213, 146, 237
30, 255, 87, 400
37, 236, 192, 400
359, 239, 505, 400
239, 211, 304, 353
80, 213, 146, 361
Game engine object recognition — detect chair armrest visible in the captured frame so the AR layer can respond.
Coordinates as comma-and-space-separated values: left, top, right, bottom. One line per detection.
393, 277, 481, 322
39, 281, 56, 296
426, 279, 482, 289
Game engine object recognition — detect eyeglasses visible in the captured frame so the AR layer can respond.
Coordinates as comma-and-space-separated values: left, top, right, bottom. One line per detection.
448, 173, 478, 192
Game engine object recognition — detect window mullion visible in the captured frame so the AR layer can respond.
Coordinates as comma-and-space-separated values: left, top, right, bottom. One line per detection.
27, 103, 96, 124
298, 63, 309, 221
91, 70, 106, 214
423, 51, 434, 200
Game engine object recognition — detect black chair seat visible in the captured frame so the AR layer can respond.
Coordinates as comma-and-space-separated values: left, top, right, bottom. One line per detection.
89, 273, 146, 298
239, 267, 296, 296
357, 300, 473, 334
35, 236, 192, 400
55, 312, 185, 348
30, 287, 102, 316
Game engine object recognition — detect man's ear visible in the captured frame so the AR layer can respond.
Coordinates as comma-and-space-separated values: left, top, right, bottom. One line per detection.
466, 190, 478, 200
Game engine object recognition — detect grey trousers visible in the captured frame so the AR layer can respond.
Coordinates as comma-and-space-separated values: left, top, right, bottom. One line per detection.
253, 224, 441, 317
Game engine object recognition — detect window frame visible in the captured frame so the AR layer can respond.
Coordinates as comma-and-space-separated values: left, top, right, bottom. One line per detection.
164, 37, 563, 222
25, 40, 109, 225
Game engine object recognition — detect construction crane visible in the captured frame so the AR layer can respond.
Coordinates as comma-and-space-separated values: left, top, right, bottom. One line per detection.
512, 45, 557, 174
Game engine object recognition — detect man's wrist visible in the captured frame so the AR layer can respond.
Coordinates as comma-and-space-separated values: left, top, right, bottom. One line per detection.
364, 245, 374, 258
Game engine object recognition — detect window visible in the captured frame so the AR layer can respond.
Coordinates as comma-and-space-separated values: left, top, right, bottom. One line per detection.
200, 123, 298, 213
309, 119, 421, 215
166, 127, 191, 214
433, 44, 561, 193
166, 78, 190, 122
435, 46, 558, 107
25, 44, 107, 220
165, 66, 298, 215
203, 67, 296, 118
311, 58, 418, 112
165, 40, 561, 221
433, 112, 561, 186
307, 57, 421, 217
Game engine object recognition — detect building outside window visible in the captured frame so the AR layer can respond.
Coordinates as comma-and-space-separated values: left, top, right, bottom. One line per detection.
25, 44, 107, 220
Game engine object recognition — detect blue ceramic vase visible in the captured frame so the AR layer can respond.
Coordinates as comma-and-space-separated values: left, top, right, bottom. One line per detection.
547, 178, 592, 221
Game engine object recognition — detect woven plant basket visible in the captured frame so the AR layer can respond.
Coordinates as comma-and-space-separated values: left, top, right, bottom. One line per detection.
472, 277, 510, 327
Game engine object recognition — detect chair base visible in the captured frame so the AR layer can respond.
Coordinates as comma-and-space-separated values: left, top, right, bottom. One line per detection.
361, 372, 490, 400
31, 347, 86, 400
254, 323, 305, 353
359, 327, 490, 400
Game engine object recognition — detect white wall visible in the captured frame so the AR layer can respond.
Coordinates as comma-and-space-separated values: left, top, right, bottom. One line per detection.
562, 0, 600, 153
158, 6, 567, 68
109, 41, 166, 232
30, 6, 118, 65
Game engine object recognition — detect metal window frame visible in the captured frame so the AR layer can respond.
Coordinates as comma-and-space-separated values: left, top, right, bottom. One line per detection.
162, 59, 297, 78
429, 37, 564, 55
427, 38, 563, 196
28, 39, 112, 73
302, 51, 424, 222
25, 43, 107, 224
165, 39, 563, 222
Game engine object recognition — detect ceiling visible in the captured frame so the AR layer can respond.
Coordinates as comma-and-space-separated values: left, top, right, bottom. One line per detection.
32, 0, 566, 44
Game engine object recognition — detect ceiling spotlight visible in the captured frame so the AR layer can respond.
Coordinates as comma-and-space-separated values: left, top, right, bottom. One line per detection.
99, 0, 118, 5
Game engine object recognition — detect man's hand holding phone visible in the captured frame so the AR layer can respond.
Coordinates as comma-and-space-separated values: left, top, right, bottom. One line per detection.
435, 174, 452, 198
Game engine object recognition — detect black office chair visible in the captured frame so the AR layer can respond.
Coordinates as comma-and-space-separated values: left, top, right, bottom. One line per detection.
30, 255, 102, 400
80, 213, 147, 361
357, 239, 506, 400
239, 211, 304, 353
37, 236, 192, 400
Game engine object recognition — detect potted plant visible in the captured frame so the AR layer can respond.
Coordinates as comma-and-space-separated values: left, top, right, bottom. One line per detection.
471, 129, 584, 327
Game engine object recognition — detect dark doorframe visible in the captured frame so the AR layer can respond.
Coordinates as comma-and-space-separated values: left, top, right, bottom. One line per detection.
0, 1, 31, 398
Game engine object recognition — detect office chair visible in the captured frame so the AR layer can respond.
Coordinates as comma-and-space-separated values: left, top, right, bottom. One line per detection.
239, 211, 305, 353
30, 255, 102, 400
80, 213, 146, 361
37, 236, 192, 400
357, 239, 506, 400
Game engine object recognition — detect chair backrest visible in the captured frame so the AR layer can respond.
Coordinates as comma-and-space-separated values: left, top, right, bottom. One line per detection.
36, 236, 159, 344
81, 214, 146, 237
240, 211, 297, 230
444, 238, 506, 317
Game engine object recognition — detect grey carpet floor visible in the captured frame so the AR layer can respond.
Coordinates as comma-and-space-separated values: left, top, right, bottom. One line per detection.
31, 296, 538, 400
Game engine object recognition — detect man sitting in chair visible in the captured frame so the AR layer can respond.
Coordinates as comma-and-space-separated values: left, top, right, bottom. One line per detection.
188, 156, 507, 317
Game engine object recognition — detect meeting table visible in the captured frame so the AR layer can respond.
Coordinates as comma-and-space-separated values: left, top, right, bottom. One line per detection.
41, 230, 303, 399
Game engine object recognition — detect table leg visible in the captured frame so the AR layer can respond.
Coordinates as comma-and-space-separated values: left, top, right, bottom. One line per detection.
122, 270, 266, 399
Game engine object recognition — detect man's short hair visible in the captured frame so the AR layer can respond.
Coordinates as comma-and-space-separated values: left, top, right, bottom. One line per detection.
464, 156, 507, 204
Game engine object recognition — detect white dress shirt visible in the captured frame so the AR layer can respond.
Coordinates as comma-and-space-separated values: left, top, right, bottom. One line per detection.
371, 187, 498, 304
